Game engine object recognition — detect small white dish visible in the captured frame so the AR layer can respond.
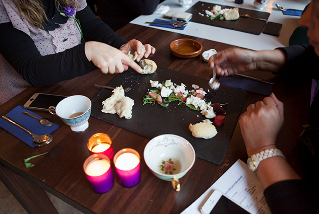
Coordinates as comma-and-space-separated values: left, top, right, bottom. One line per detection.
202, 49, 217, 62
144, 134, 195, 181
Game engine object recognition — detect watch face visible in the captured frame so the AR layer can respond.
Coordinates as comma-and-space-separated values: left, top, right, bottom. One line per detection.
247, 157, 256, 171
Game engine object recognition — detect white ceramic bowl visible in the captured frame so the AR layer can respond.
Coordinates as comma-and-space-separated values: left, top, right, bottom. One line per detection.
144, 134, 195, 181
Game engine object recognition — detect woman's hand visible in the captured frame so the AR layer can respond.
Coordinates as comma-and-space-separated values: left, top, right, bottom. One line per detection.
120, 39, 156, 62
85, 41, 142, 74
239, 93, 284, 156
208, 48, 286, 76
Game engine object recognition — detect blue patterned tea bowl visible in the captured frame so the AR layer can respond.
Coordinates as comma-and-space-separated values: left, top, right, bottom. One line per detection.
49, 95, 91, 132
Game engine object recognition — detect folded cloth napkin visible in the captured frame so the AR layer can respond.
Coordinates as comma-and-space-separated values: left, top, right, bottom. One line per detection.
0, 105, 59, 148
219, 75, 273, 96
282, 9, 302, 16
149, 19, 187, 30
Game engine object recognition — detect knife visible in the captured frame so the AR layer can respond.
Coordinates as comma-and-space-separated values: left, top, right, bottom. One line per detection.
236, 73, 274, 85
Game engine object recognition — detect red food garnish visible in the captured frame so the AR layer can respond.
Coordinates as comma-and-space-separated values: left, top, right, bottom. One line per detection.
195, 93, 204, 99
212, 103, 225, 114
214, 115, 226, 127
149, 92, 162, 103
195, 88, 205, 99
176, 92, 187, 102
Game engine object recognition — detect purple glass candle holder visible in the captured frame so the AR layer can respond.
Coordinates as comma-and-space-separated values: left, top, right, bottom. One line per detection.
83, 154, 114, 193
87, 133, 114, 160
114, 148, 141, 187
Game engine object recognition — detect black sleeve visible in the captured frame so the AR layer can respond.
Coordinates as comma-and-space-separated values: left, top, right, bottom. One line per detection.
122, 0, 161, 15
264, 180, 316, 214
98, 0, 161, 15
0, 6, 127, 87
76, 5, 127, 48
276, 45, 319, 80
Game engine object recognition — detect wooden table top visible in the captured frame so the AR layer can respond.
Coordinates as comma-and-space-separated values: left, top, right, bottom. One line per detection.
0, 24, 311, 214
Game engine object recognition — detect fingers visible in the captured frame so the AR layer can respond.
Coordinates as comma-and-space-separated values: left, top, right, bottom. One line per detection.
246, 103, 256, 111
144, 44, 156, 58
126, 39, 156, 61
121, 54, 143, 74
137, 44, 156, 61
270, 93, 284, 119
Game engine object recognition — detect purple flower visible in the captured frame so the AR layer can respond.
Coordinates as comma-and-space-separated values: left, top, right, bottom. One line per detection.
61, 6, 76, 17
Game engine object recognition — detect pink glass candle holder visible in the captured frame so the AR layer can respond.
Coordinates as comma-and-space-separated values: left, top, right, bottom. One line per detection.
87, 133, 114, 160
114, 148, 141, 187
83, 154, 114, 193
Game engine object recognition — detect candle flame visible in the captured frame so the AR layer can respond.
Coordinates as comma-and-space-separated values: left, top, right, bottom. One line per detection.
91, 143, 110, 153
85, 159, 110, 176
115, 153, 139, 171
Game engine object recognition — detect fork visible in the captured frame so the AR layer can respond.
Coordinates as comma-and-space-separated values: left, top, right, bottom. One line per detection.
208, 55, 220, 90
240, 14, 268, 22
95, 84, 131, 92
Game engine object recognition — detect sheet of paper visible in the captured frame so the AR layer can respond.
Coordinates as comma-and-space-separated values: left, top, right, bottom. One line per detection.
181, 159, 271, 214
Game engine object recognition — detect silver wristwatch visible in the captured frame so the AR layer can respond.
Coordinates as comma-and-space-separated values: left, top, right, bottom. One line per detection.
247, 148, 285, 171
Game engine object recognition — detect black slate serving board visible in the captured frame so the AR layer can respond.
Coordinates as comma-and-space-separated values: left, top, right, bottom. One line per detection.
186, 1, 270, 35
91, 67, 247, 165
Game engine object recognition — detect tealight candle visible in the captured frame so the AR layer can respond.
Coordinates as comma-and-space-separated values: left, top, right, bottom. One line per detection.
83, 154, 114, 193
114, 148, 141, 187
87, 133, 114, 160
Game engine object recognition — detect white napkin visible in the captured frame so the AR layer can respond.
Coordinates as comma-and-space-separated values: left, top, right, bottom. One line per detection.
155, 5, 170, 14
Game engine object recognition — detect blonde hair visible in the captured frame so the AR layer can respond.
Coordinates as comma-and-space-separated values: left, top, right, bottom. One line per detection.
14, 0, 77, 28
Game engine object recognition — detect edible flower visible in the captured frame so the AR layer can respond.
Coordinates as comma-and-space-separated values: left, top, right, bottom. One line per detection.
60, 6, 85, 42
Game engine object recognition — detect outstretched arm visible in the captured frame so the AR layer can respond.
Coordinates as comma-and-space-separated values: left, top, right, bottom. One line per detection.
208, 48, 287, 76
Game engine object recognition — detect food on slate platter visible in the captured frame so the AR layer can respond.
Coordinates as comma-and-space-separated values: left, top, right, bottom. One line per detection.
128, 51, 138, 61
101, 86, 134, 119
204, 5, 239, 21
143, 79, 226, 119
189, 119, 218, 139
139, 59, 157, 74
143, 80, 226, 138
214, 115, 226, 127
128, 51, 157, 74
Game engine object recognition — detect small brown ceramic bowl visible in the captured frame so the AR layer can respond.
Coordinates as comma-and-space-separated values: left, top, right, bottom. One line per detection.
170, 39, 203, 58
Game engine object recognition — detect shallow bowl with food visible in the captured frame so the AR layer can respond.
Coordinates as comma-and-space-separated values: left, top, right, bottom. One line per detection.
144, 134, 195, 181
170, 38, 203, 58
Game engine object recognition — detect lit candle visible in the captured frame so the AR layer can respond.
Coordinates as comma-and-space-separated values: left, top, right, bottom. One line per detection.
114, 148, 141, 187
87, 133, 114, 160
83, 154, 114, 193
91, 144, 110, 153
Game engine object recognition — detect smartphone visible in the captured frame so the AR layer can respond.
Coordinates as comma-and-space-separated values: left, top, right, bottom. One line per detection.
201, 190, 250, 214
23, 93, 67, 111
263, 22, 282, 37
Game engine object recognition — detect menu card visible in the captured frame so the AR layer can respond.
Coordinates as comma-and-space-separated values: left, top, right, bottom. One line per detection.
181, 159, 271, 214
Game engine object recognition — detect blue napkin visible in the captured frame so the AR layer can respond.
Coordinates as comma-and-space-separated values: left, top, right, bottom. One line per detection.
219, 75, 274, 96
0, 105, 59, 148
282, 9, 302, 16
149, 19, 187, 30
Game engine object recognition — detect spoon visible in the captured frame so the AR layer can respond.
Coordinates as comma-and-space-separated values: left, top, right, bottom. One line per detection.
240, 14, 268, 22
275, 3, 286, 11
2, 116, 52, 147
208, 55, 220, 90
23, 111, 53, 126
